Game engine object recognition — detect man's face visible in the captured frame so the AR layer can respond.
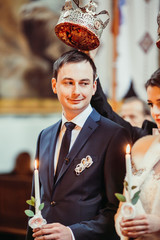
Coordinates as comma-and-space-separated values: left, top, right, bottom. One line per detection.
52, 61, 97, 120
120, 101, 147, 128
147, 86, 160, 129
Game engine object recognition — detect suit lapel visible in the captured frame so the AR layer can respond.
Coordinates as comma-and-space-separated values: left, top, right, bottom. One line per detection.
54, 109, 100, 186
48, 120, 61, 191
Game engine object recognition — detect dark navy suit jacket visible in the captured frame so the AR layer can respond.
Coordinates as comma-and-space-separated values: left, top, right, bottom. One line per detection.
26, 109, 130, 240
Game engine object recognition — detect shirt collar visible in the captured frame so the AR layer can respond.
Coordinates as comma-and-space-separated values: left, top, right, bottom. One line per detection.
61, 104, 93, 129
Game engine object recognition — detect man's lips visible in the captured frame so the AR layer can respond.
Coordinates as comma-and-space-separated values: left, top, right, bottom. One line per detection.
68, 99, 84, 103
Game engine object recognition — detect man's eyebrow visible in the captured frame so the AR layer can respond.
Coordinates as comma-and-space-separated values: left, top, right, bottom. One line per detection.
62, 78, 91, 81
79, 78, 90, 82
62, 77, 74, 80
147, 99, 160, 102
147, 100, 153, 104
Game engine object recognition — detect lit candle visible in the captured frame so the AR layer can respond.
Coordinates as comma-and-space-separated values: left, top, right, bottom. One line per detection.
34, 160, 41, 215
125, 144, 132, 201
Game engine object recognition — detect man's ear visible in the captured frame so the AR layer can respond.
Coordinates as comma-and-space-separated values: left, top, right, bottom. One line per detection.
92, 79, 97, 96
52, 78, 57, 94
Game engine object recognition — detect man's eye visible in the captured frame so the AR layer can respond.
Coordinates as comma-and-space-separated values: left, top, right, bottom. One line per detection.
147, 102, 153, 107
64, 81, 73, 85
81, 82, 89, 86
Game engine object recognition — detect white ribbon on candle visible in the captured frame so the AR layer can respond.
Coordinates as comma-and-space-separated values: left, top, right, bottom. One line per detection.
34, 159, 41, 214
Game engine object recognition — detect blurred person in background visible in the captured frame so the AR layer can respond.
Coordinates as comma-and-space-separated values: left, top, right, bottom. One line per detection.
119, 97, 152, 128
11, 152, 32, 177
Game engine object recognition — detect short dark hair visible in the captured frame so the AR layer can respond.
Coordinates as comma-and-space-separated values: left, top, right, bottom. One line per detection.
145, 68, 160, 89
53, 50, 97, 81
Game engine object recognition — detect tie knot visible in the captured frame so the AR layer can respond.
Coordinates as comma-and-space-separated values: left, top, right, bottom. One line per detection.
65, 122, 76, 131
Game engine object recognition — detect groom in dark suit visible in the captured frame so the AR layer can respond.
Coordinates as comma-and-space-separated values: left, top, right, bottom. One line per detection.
26, 50, 130, 240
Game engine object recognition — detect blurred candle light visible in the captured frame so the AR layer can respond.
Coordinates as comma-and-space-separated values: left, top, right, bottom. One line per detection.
34, 159, 41, 214
125, 144, 132, 201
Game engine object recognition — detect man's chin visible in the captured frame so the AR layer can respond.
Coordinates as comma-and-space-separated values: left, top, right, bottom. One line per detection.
67, 105, 87, 113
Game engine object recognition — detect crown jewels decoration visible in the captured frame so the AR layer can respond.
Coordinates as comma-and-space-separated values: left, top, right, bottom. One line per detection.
55, 0, 110, 50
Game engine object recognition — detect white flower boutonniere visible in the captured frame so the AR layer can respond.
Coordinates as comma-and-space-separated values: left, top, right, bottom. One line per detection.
75, 155, 93, 175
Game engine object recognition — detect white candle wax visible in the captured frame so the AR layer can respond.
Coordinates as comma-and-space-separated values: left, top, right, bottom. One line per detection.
34, 160, 41, 215
125, 144, 132, 201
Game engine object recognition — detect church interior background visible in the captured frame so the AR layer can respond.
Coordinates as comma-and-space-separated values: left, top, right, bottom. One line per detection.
0, 0, 160, 238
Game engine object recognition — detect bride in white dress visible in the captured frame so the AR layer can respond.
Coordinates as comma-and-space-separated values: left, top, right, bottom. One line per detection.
115, 135, 160, 240
115, 69, 160, 239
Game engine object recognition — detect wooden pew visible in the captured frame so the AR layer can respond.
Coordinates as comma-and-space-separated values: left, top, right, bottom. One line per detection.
0, 174, 32, 239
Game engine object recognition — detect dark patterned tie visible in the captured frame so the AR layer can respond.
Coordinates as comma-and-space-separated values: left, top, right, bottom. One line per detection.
54, 122, 76, 182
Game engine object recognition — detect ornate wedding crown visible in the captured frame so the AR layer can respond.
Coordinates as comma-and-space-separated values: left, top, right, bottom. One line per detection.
55, 0, 110, 50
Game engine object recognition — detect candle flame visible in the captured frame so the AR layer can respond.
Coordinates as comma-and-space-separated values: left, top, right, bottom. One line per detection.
34, 159, 38, 170
126, 144, 130, 154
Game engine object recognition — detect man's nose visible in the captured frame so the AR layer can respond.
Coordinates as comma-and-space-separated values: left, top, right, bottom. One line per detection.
73, 83, 80, 95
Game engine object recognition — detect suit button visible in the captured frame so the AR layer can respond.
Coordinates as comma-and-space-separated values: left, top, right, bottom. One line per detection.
65, 158, 70, 164
51, 201, 56, 206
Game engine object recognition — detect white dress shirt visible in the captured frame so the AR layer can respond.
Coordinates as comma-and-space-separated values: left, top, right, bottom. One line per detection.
54, 104, 93, 173
53, 104, 93, 239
